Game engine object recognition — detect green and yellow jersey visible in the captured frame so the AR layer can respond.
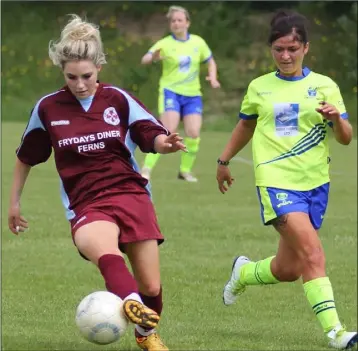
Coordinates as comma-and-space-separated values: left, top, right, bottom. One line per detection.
148, 34, 212, 96
240, 67, 348, 191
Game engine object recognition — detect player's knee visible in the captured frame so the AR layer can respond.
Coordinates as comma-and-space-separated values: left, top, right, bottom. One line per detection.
139, 282, 161, 297
301, 245, 326, 270
275, 264, 301, 282
186, 130, 200, 139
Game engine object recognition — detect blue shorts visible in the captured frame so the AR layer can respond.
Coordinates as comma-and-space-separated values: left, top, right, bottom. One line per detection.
158, 88, 203, 117
256, 183, 330, 229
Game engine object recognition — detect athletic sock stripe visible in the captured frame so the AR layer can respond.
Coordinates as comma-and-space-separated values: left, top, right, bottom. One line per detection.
312, 300, 335, 310
315, 306, 336, 315
254, 262, 266, 285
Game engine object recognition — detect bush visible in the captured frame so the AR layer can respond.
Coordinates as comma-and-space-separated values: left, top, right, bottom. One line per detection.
2, 1, 356, 128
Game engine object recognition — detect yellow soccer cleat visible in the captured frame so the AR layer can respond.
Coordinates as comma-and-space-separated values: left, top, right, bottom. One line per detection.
136, 333, 169, 351
123, 299, 160, 329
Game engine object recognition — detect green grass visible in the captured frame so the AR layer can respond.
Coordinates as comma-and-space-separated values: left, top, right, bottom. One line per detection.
1, 122, 357, 351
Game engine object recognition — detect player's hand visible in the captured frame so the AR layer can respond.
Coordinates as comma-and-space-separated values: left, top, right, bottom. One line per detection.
316, 101, 340, 122
206, 76, 221, 89
8, 203, 28, 235
155, 133, 188, 154
217, 165, 234, 194
152, 49, 165, 62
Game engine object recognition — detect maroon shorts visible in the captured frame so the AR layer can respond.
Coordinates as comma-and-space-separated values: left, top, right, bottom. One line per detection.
70, 191, 164, 256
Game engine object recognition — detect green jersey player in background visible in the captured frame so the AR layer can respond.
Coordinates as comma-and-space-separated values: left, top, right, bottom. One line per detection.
141, 5, 220, 183
216, 10, 357, 350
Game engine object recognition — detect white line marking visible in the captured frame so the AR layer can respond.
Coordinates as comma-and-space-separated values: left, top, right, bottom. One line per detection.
232, 156, 252, 165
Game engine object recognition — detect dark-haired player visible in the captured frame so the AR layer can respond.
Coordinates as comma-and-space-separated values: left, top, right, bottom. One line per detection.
217, 10, 356, 350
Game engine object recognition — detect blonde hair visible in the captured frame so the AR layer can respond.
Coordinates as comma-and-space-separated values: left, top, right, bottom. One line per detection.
49, 14, 107, 68
166, 6, 190, 21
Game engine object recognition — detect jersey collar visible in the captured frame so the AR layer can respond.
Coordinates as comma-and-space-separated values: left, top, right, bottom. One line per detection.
63, 81, 104, 102
171, 33, 190, 42
63, 81, 103, 96
275, 67, 311, 81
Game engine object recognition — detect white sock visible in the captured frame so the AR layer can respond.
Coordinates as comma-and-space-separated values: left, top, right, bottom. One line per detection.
124, 293, 156, 337
124, 292, 143, 303
135, 325, 156, 337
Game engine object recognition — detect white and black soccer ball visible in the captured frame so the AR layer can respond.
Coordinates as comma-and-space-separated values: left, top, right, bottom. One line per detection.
75, 291, 129, 345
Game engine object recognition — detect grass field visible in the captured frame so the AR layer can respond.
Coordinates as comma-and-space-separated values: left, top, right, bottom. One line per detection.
1, 122, 357, 351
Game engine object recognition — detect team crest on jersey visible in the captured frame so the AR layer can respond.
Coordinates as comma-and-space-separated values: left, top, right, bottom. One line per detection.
103, 107, 120, 126
307, 86, 317, 97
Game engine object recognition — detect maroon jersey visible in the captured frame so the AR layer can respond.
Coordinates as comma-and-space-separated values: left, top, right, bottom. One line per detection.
17, 83, 168, 220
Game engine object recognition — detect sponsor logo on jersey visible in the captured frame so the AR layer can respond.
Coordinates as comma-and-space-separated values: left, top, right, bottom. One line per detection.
274, 103, 299, 137
257, 91, 272, 96
51, 120, 70, 126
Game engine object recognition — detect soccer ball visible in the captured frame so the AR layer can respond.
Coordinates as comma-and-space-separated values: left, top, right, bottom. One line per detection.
75, 291, 129, 345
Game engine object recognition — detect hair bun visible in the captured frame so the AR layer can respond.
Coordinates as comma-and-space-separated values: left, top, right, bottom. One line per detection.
67, 26, 96, 41
270, 10, 294, 27
268, 9, 308, 45
271, 9, 307, 28
48, 14, 107, 67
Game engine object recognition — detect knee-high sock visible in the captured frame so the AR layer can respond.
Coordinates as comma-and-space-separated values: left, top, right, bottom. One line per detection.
180, 137, 200, 173
143, 153, 161, 170
98, 254, 138, 299
304, 277, 340, 333
240, 256, 280, 285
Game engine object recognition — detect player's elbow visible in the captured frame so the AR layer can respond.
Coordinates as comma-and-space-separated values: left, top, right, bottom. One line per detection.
334, 120, 353, 145
335, 128, 353, 145
337, 136, 352, 145
141, 54, 152, 65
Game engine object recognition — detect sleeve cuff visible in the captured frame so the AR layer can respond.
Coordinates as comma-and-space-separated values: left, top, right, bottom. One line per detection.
327, 112, 349, 128
202, 54, 212, 63
239, 112, 258, 120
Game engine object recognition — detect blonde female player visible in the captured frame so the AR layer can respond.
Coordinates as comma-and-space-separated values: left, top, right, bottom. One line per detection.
217, 10, 357, 350
141, 5, 220, 182
8, 14, 189, 351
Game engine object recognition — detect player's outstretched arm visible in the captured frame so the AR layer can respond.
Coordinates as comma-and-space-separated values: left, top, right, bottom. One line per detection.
8, 158, 31, 235
141, 49, 163, 65
154, 133, 187, 154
